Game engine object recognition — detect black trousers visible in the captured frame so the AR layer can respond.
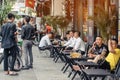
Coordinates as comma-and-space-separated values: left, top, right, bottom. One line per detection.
100, 60, 110, 70
4, 46, 17, 71
66, 47, 73, 50
39, 45, 53, 56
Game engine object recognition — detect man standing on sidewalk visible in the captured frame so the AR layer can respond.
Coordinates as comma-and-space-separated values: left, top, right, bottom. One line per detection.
0, 13, 18, 75
21, 16, 35, 69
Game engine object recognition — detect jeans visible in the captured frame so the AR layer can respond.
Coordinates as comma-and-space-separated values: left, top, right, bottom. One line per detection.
4, 46, 17, 71
23, 40, 33, 67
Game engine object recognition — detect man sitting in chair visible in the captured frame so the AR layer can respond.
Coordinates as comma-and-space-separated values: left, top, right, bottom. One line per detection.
72, 31, 85, 55
64, 30, 75, 50
73, 36, 109, 71
87, 36, 109, 63
88, 39, 120, 70
100, 39, 120, 70
39, 32, 54, 56
73, 38, 120, 71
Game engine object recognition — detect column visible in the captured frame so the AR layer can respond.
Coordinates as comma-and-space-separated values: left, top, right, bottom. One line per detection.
88, 0, 94, 16
51, 0, 54, 16
53, 0, 65, 16
105, 0, 108, 12
118, 0, 120, 43
87, 0, 94, 44
70, 0, 74, 29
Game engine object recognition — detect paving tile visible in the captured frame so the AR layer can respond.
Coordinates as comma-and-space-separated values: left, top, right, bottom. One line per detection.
0, 46, 69, 80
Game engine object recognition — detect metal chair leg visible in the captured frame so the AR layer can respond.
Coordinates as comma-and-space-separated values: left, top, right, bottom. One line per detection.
68, 69, 74, 78
55, 57, 59, 63
63, 64, 70, 73
71, 71, 78, 80
53, 55, 58, 61
61, 63, 67, 71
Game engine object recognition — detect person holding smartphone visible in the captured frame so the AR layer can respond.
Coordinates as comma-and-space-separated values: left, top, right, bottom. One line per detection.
87, 36, 109, 63
73, 36, 108, 71
94, 39, 120, 70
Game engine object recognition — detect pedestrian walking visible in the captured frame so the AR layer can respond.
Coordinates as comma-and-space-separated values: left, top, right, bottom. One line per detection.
0, 13, 18, 75
21, 16, 35, 69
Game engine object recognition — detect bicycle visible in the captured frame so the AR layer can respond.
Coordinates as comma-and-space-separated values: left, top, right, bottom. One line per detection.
0, 45, 23, 71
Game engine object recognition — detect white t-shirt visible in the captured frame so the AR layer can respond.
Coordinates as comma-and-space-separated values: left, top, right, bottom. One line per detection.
39, 35, 51, 47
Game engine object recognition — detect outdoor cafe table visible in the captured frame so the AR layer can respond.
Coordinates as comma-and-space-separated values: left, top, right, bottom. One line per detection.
61, 51, 99, 72
62, 50, 89, 61
61, 51, 89, 73
52, 46, 66, 62
75, 61, 99, 68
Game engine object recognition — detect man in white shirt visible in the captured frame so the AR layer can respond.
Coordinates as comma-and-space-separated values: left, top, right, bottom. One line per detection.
39, 32, 54, 57
64, 30, 76, 50
73, 31, 85, 54
39, 32, 53, 48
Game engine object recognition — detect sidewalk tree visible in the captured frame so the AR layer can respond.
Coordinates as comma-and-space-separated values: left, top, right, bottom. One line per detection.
43, 15, 69, 35
56, 16, 69, 36
0, 0, 15, 25
0, 4, 11, 25
88, 5, 117, 42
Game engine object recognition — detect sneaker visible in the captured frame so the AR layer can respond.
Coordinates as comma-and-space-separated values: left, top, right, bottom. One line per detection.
22, 66, 29, 70
13, 69, 20, 72
28, 65, 33, 69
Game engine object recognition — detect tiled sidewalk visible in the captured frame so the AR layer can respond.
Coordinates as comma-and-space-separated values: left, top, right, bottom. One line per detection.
0, 46, 69, 80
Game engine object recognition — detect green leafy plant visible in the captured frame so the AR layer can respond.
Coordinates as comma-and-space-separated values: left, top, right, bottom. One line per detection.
0, 0, 15, 25
43, 15, 70, 35
88, 5, 117, 42
0, 5, 11, 25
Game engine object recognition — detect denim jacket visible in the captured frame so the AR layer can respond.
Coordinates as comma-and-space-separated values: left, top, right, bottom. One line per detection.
0, 22, 17, 49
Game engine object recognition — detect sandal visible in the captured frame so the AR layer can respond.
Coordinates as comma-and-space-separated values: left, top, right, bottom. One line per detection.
9, 72, 18, 76
4, 71, 9, 75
